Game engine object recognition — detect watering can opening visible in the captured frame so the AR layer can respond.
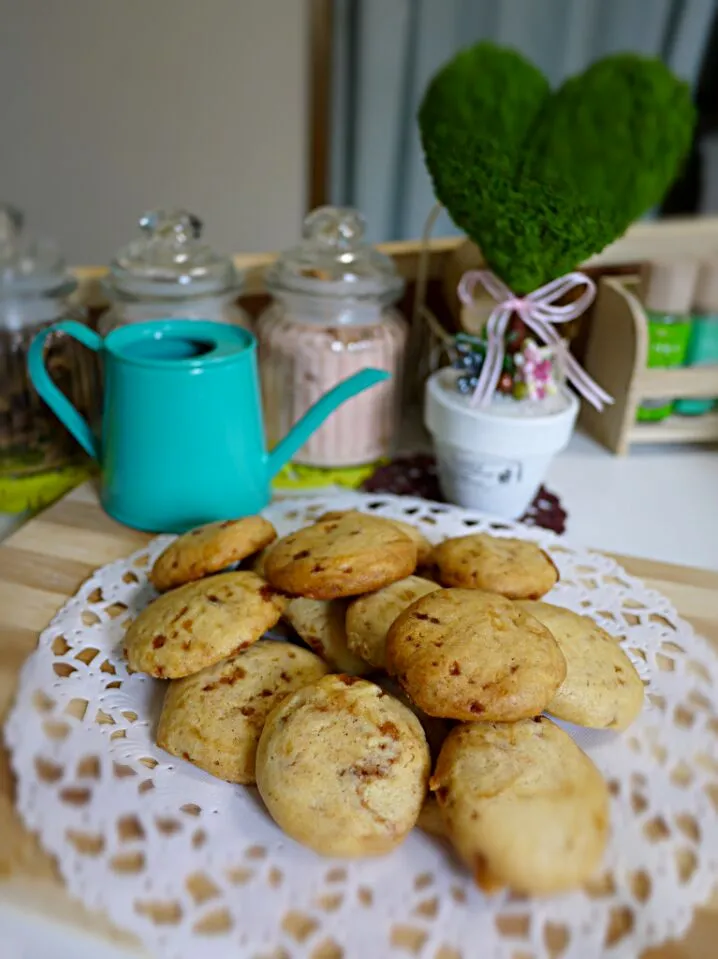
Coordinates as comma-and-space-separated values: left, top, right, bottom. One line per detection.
121, 335, 217, 362
106, 319, 256, 367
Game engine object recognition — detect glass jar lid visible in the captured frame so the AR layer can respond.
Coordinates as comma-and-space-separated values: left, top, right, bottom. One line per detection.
107, 210, 239, 299
265, 206, 404, 303
0, 204, 76, 298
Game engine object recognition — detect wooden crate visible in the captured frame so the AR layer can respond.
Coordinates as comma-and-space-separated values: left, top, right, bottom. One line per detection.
69, 236, 462, 315
71, 216, 718, 314
68, 216, 718, 457
580, 276, 718, 454
440, 215, 718, 332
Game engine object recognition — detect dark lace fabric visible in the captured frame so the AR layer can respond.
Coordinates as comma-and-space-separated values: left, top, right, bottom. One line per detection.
361, 454, 567, 535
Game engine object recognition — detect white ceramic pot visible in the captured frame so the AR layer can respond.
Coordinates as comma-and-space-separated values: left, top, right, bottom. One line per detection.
424, 369, 578, 519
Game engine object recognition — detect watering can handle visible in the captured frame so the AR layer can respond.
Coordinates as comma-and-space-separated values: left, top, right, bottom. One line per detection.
27, 320, 103, 459
265, 368, 390, 479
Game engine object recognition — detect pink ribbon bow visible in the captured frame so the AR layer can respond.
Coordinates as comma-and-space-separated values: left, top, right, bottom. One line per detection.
457, 269, 613, 411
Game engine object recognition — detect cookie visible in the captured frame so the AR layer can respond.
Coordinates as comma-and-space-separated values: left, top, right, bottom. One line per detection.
318, 511, 433, 565
124, 571, 287, 678
431, 718, 609, 895
374, 675, 451, 762
250, 547, 270, 578
156, 640, 328, 783
284, 597, 371, 675
256, 674, 430, 856
416, 794, 447, 839
386, 588, 566, 721
248, 546, 296, 641
150, 516, 276, 592
264, 510, 417, 599
517, 601, 644, 729
346, 575, 440, 669
431, 533, 558, 599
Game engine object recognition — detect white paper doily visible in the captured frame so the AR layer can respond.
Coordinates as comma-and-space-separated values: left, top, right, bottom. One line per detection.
6, 493, 718, 959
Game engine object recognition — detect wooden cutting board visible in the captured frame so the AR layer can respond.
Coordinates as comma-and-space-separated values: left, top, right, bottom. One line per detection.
1, 481, 716, 958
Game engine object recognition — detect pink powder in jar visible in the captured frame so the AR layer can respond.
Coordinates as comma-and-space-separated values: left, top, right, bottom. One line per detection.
258, 304, 407, 468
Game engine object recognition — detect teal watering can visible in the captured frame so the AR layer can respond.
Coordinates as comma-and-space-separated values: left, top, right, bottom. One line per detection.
28, 319, 389, 532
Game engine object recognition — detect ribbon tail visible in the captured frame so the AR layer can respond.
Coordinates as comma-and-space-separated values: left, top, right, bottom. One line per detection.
521, 314, 613, 412
561, 353, 614, 411
457, 271, 482, 307
470, 308, 509, 407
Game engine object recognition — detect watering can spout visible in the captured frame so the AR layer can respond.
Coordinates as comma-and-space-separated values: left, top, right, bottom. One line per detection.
265, 368, 390, 478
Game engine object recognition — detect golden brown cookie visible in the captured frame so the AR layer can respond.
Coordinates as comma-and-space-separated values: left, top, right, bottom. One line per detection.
318, 511, 433, 565
264, 510, 417, 599
386, 588, 566, 721
124, 571, 287, 678
156, 640, 329, 783
256, 674, 430, 857
150, 517, 276, 592
517, 601, 644, 730
374, 675, 451, 762
432, 533, 558, 599
431, 718, 609, 894
284, 597, 371, 675
250, 547, 270, 579
416, 794, 447, 839
248, 545, 296, 642
346, 575, 440, 669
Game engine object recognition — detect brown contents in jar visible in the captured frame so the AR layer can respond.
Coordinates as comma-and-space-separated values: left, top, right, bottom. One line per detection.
0, 322, 100, 478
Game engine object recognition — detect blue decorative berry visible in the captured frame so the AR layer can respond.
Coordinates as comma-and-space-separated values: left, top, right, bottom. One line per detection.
457, 373, 479, 394
452, 334, 486, 395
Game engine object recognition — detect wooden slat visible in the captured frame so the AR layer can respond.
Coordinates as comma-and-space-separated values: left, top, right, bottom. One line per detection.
641, 578, 718, 626
70, 235, 461, 300
72, 217, 718, 308
630, 412, 718, 445
0, 546, 95, 595
585, 215, 718, 265
0, 481, 717, 958
686, 616, 718, 644
0, 582, 70, 633
579, 276, 646, 455
9, 521, 148, 567
637, 365, 718, 400
610, 553, 718, 590
0, 628, 38, 713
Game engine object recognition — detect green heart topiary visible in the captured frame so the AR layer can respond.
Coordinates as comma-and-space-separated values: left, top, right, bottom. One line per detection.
419, 43, 695, 293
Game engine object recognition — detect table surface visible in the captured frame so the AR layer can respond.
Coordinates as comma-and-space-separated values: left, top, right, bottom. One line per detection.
1, 481, 718, 959
395, 419, 718, 572
544, 432, 718, 572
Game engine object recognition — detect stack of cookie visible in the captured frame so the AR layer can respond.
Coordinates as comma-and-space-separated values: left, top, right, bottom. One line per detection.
123, 509, 644, 896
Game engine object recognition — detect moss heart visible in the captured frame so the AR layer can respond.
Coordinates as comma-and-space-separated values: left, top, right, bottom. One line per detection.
419, 43, 695, 293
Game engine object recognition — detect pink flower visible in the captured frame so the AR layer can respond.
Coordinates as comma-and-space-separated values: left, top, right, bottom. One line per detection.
514, 339, 557, 400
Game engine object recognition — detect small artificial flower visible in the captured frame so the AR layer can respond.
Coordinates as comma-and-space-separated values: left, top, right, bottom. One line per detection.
514, 338, 558, 400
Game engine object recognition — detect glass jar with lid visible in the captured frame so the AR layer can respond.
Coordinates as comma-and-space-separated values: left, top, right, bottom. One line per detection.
257, 206, 407, 475
0, 205, 97, 510
99, 209, 249, 334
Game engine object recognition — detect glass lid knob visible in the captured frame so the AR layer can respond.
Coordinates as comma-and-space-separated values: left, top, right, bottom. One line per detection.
302, 206, 366, 248
138, 209, 202, 245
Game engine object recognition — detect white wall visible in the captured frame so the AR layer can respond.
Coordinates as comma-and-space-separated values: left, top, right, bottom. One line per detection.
0, 0, 308, 265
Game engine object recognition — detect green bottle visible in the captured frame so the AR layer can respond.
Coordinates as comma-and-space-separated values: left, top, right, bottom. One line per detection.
675, 261, 718, 416
637, 261, 697, 423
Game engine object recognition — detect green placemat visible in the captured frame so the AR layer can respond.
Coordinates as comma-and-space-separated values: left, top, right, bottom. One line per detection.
0, 462, 94, 513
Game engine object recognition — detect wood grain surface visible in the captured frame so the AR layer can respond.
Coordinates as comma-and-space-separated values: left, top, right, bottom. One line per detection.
1, 482, 717, 957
